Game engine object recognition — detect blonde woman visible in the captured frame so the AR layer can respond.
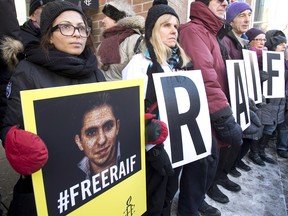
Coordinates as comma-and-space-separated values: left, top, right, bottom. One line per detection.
123, 1, 190, 215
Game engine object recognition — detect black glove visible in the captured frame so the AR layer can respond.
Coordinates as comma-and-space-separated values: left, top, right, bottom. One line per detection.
248, 98, 258, 112
259, 70, 269, 82
146, 144, 174, 176
145, 113, 168, 144
243, 110, 262, 135
212, 114, 243, 146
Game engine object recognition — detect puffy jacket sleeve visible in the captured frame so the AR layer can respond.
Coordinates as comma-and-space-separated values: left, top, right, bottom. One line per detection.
1, 61, 35, 146
180, 25, 230, 115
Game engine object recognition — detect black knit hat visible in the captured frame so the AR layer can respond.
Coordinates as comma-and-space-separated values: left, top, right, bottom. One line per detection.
144, 0, 179, 107
29, 0, 55, 16
40, 1, 85, 35
145, 0, 179, 42
102, 0, 135, 22
265, 30, 287, 51
29, 0, 44, 15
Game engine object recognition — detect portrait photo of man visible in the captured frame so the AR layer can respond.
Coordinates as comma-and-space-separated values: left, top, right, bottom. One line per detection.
74, 92, 121, 179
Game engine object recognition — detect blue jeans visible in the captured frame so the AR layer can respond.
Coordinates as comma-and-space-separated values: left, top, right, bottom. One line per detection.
263, 122, 288, 151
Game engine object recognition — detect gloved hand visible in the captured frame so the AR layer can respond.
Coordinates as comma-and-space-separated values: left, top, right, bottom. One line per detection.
145, 113, 168, 144
259, 70, 269, 82
212, 114, 243, 146
243, 110, 262, 135
5, 125, 48, 175
146, 144, 174, 176
248, 98, 258, 112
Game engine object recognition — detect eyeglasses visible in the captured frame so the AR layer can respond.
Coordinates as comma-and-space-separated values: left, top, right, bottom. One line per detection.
253, 38, 266, 42
51, 24, 91, 38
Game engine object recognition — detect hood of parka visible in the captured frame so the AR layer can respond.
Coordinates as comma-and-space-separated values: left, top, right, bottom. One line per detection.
0, 36, 24, 72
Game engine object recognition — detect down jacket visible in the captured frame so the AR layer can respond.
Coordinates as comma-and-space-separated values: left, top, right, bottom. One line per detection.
0, 0, 23, 130
180, 2, 230, 119
97, 15, 144, 81
180, 1, 241, 148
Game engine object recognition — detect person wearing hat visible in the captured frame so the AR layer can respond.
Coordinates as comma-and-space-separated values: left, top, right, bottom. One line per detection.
0, 1, 22, 213
123, 0, 190, 215
242, 27, 269, 167
180, 0, 243, 214
222, 1, 252, 59
258, 29, 288, 159
20, 0, 54, 52
97, 0, 145, 81
1, 1, 105, 215
221, 1, 254, 178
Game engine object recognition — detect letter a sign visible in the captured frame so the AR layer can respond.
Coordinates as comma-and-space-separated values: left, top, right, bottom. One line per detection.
226, 60, 250, 131
153, 70, 211, 168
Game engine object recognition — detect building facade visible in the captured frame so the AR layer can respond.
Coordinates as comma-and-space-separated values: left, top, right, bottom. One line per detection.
15, 0, 288, 47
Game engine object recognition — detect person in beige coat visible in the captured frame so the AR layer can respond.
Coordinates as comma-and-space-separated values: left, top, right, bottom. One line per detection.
97, 0, 144, 81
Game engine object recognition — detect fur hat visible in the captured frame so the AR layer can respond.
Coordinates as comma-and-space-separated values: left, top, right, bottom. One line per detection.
102, 0, 135, 22
145, 0, 179, 42
265, 30, 287, 51
226, 2, 252, 24
246, 28, 265, 42
40, 1, 85, 35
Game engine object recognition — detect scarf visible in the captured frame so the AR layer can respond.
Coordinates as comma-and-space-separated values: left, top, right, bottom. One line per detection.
97, 26, 135, 65
167, 47, 180, 70
26, 45, 98, 79
145, 43, 182, 112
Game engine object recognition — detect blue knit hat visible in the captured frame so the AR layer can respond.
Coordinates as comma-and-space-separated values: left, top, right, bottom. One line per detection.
226, 2, 252, 24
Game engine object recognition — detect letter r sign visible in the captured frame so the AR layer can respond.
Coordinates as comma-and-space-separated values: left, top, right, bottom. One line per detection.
153, 70, 212, 168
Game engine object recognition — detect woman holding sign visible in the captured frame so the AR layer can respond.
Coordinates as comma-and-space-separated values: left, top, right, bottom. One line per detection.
259, 30, 288, 160
0, 1, 105, 215
122, 0, 190, 215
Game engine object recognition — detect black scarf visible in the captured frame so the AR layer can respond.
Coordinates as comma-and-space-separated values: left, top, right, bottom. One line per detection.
26, 45, 98, 79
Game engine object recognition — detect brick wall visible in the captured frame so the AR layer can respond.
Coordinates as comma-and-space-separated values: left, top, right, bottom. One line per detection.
85, 0, 189, 46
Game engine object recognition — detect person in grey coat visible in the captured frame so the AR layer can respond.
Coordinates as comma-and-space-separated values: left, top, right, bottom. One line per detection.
259, 30, 288, 160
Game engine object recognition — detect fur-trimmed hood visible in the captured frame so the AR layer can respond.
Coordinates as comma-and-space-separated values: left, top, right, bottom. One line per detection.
0, 36, 23, 72
117, 15, 145, 34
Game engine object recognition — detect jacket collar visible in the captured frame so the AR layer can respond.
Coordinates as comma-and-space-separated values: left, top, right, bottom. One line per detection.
189, 1, 225, 35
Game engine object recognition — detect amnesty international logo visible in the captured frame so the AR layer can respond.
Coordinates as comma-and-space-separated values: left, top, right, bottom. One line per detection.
123, 196, 135, 216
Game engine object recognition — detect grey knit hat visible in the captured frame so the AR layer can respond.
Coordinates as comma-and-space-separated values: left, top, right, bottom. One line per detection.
40, 1, 85, 35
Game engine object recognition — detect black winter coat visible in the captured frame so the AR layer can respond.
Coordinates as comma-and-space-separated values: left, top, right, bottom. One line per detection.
0, 0, 21, 127
1, 46, 105, 143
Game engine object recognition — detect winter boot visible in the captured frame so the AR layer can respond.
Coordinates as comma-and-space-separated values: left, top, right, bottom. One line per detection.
259, 134, 276, 164
248, 140, 265, 166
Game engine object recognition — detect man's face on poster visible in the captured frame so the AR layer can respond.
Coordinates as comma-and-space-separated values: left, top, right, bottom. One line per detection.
75, 105, 120, 173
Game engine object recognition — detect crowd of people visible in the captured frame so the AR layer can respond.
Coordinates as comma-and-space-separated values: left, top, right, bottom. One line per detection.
0, 0, 287, 216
